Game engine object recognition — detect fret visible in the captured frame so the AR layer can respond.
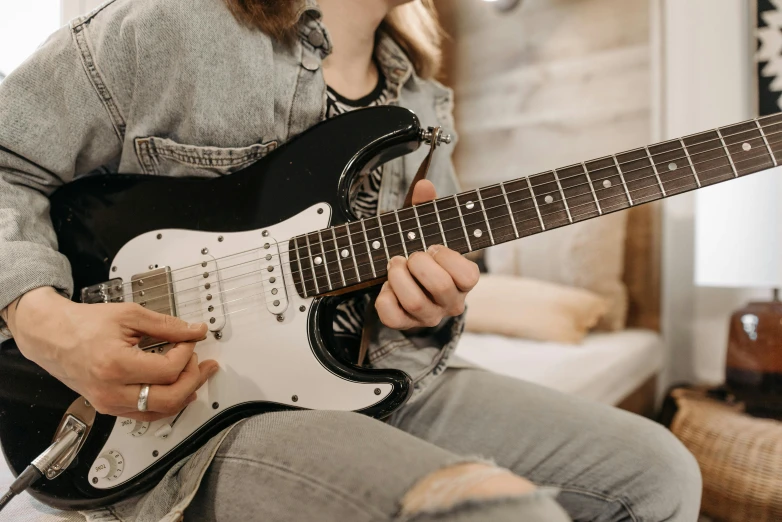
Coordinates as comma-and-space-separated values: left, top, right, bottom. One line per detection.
315, 231, 333, 291
715, 128, 739, 177
585, 157, 631, 213
432, 200, 448, 248
327, 228, 347, 287
413, 206, 427, 250
417, 201, 446, 249
519, 177, 546, 231
755, 119, 777, 167
555, 164, 599, 223
379, 214, 405, 259
528, 172, 570, 230
499, 183, 519, 239
432, 196, 469, 253
681, 130, 735, 187
478, 184, 515, 244
615, 148, 663, 204
319, 228, 344, 289
758, 113, 782, 166
612, 155, 633, 205
361, 218, 384, 278
647, 140, 698, 196
644, 146, 666, 196
679, 139, 700, 187
719, 121, 775, 176
396, 207, 425, 255
290, 236, 310, 297
453, 195, 473, 251
393, 211, 408, 257
582, 162, 602, 215
455, 191, 491, 250
551, 169, 573, 222
475, 190, 495, 245
304, 233, 320, 295
335, 224, 361, 285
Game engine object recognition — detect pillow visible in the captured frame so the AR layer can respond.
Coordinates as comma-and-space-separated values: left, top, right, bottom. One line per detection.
485, 212, 628, 331
464, 274, 609, 344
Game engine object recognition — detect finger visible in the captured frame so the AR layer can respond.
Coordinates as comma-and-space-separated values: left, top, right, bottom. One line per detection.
428, 245, 480, 293
116, 393, 198, 422
120, 356, 217, 415
387, 257, 443, 327
124, 304, 208, 343
114, 342, 198, 385
375, 282, 418, 330
411, 179, 437, 205
407, 252, 461, 314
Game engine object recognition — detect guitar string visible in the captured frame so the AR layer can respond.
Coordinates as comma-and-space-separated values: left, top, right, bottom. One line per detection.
135, 147, 774, 313
106, 121, 782, 297
119, 142, 779, 306
148, 193, 697, 323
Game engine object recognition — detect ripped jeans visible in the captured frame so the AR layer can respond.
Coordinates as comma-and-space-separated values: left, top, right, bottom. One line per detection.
180, 369, 702, 521
92, 368, 700, 521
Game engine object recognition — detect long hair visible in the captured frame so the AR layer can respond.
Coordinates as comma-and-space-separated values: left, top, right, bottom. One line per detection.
223, 0, 443, 79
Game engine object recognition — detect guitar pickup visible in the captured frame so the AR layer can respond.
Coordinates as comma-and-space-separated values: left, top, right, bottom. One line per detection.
260, 238, 288, 315
131, 267, 176, 350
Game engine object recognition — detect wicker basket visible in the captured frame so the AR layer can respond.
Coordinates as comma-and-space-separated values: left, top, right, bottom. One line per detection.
670, 388, 782, 521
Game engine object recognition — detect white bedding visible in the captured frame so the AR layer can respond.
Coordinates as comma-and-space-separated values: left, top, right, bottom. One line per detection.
455, 328, 664, 406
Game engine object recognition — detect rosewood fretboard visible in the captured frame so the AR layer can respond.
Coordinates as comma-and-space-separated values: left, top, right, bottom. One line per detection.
289, 112, 782, 298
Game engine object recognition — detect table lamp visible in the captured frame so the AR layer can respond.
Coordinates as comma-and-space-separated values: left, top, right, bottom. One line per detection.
695, 168, 782, 417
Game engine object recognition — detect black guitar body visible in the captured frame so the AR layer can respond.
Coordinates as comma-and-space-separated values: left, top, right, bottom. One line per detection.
0, 106, 422, 509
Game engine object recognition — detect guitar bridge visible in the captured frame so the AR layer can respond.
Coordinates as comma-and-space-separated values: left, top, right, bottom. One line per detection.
131, 267, 176, 350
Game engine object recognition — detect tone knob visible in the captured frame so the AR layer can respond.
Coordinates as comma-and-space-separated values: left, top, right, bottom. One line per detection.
118, 417, 150, 437
91, 450, 125, 482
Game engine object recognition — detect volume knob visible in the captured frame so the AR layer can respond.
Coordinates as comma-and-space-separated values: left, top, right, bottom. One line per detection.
91, 450, 125, 482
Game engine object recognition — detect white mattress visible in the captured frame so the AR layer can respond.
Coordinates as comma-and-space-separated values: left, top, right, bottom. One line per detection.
454, 329, 664, 406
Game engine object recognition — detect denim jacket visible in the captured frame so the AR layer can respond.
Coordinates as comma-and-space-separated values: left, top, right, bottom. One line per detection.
0, 0, 464, 519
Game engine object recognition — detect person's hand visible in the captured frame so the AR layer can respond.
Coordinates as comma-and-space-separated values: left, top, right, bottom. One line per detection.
5, 287, 218, 422
376, 180, 480, 330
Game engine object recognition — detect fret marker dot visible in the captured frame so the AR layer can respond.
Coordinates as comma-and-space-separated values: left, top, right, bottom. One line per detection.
407, 231, 416, 240
474, 229, 483, 238
603, 180, 612, 188
372, 241, 381, 250
465, 201, 475, 210
314, 256, 323, 265
742, 142, 751, 151
544, 195, 554, 204
341, 249, 349, 258
668, 162, 677, 171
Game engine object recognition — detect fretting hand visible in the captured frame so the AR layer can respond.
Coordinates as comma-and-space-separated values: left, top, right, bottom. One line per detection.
4, 287, 218, 422
375, 180, 480, 330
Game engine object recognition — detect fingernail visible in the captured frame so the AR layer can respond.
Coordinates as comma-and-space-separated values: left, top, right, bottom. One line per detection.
209, 365, 220, 376
188, 322, 205, 329
428, 245, 442, 256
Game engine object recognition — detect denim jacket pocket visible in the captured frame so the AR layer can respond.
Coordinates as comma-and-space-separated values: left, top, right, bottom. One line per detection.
134, 137, 278, 177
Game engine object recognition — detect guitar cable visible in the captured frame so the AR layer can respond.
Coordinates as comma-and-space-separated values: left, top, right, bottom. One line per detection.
0, 428, 79, 513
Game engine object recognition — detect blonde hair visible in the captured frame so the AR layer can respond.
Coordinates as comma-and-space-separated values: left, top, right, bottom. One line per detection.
224, 0, 443, 79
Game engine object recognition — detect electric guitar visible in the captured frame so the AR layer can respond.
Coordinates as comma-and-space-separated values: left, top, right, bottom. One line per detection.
1, 105, 781, 510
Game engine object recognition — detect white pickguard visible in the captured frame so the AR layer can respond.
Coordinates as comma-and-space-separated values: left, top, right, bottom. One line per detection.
87, 203, 394, 489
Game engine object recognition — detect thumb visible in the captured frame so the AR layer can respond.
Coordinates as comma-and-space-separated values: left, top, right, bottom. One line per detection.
130, 307, 208, 343
412, 180, 437, 205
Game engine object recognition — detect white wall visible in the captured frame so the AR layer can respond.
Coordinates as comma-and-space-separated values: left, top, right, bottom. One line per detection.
0, 1, 60, 77
61, 0, 104, 23
656, 0, 771, 387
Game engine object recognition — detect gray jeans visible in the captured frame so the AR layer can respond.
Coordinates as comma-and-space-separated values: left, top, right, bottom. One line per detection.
184, 369, 702, 521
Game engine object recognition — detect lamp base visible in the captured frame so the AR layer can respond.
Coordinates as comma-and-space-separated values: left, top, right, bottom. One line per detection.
725, 300, 782, 418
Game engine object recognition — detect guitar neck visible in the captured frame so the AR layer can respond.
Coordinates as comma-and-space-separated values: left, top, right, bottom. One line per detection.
291, 112, 782, 298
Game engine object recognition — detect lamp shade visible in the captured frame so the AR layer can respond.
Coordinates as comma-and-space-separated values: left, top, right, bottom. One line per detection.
695, 167, 782, 288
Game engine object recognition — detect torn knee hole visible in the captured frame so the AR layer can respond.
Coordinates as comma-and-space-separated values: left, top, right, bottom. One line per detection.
400, 463, 536, 516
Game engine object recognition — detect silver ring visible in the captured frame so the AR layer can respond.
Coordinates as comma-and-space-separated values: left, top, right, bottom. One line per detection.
137, 384, 150, 412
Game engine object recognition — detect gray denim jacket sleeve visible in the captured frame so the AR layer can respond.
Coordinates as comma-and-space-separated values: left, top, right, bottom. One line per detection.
0, 25, 125, 333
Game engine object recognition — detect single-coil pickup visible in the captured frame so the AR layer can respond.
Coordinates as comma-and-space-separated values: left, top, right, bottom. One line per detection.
199, 255, 226, 332
260, 238, 288, 315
